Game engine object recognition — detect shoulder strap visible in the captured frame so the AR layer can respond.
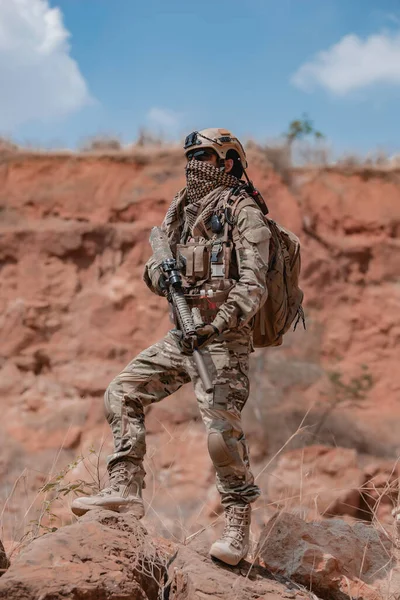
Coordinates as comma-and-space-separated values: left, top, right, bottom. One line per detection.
269, 221, 291, 269
229, 187, 263, 219
228, 193, 263, 244
268, 220, 299, 316
232, 196, 257, 216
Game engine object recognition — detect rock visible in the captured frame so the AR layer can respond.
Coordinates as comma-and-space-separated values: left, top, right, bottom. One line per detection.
257, 512, 396, 600
0, 509, 291, 600
166, 533, 285, 600
0, 540, 8, 577
0, 509, 169, 599
268, 445, 364, 518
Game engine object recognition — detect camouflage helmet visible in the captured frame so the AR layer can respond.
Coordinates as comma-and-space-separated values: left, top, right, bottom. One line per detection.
183, 128, 248, 169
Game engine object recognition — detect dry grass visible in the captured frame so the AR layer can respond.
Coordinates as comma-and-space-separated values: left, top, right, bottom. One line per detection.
0, 431, 110, 559
248, 452, 399, 600
1, 412, 398, 599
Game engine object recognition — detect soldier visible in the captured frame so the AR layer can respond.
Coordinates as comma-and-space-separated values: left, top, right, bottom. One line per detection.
71, 128, 272, 566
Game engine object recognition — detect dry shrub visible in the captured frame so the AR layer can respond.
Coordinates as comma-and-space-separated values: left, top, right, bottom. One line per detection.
136, 128, 165, 147
0, 136, 18, 153
336, 151, 391, 170
336, 154, 363, 169
365, 149, 390, 167
246, 138, 330, 185
80, 135, 122, 152
295, 140, 331, 166
390, 154, 400, 168
260, 143, 292, 185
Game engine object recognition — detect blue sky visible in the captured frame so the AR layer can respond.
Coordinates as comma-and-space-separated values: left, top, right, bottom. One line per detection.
3, 0, 400, 154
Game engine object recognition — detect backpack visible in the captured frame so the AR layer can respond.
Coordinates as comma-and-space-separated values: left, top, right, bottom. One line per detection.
232, 197, 305, 347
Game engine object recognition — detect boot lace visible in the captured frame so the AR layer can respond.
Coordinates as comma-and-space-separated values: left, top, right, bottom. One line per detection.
221, 505, 250, 550
98, 462, 135, 496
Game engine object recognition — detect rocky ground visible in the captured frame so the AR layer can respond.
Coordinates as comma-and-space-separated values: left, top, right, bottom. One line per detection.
0, 145, 399, 598
0, 508, 398, 600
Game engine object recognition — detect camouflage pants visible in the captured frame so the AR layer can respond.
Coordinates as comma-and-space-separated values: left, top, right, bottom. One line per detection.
104, 329, 260, 507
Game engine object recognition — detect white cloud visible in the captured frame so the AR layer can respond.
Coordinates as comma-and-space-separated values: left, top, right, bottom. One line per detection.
386, 13, 400, 27
292, 30, 400, 96
147, 107, 180, 131
0, 0, 92, 130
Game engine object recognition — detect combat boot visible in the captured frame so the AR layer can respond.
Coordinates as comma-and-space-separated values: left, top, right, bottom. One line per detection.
71, 459, 144, 518
209, 503, 251, 566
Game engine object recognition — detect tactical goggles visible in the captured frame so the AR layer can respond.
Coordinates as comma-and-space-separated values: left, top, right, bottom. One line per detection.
186, 149, 218, 162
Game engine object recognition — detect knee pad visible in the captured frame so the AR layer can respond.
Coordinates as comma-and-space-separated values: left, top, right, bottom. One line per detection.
208, 431, 236, 468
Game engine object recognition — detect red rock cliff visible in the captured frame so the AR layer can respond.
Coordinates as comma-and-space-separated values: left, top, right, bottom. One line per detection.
0, 148, 399, 543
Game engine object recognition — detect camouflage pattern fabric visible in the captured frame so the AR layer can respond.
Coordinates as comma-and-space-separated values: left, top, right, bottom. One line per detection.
104, 327, 261, 507
114, 184, 272, 508
144, 200, 271, 332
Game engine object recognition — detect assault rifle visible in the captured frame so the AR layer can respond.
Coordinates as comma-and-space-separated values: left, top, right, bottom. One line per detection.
149, 227, 213, 393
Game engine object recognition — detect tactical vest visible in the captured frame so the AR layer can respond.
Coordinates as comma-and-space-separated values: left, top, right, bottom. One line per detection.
176, 189, 245, 325
175, 187, 304, 346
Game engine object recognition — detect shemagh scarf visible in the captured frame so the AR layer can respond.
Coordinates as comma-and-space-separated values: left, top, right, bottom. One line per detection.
165, 159, 239, 237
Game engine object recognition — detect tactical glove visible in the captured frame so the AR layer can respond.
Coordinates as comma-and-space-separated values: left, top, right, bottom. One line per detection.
157, 272, 167, 295
195, 324, 220, 349
150, 270, 167, 296
144, 264, 167, 297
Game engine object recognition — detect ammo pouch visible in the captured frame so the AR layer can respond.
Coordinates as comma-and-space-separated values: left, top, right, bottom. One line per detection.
177, 242, 211, 286
177, 233, 234, 323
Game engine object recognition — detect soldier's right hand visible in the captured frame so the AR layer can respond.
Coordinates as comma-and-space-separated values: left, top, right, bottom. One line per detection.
176, 331, 194, 355
157, 273, 167, 295
195, 324, 219, 349
149, 271, 167, 296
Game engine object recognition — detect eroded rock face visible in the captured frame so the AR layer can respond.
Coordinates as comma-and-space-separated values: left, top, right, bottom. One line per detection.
257, 512, 397, 600
267, 445, 364, 518
1, 150, 400, 543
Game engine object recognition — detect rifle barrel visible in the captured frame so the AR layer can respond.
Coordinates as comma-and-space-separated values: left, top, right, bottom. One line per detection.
193, 349, 213, 393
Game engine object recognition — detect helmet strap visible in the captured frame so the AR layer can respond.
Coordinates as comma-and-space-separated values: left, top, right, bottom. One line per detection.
242, 169, 269, 215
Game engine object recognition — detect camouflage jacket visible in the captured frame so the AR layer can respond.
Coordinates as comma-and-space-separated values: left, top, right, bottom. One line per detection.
143, 187, 271, 334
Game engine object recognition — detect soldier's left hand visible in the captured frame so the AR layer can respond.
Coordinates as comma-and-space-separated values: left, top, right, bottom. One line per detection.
195, 325, 219, 349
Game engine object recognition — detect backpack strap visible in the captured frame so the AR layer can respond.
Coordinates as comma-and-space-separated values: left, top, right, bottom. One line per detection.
259, 303, 267, 335
230, 195, 258, 216
219, 187, 252, 278
220, 189, 263, 278
268, 220, 305, 332
269, 220, 292, 274
229, 194, 266, 254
